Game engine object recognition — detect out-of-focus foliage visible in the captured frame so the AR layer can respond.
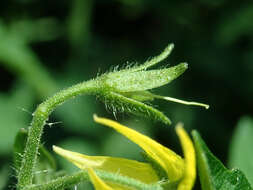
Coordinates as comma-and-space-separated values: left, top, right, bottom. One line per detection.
0, 0, 253, 189
0, 83, 34, 154
229, 117, 253, 186
0, 20, 57, 97
0, 166, 8, 190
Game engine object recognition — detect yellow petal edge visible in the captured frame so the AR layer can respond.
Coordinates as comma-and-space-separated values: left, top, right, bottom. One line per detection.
53, 146, 159, 184
176, 123, 196, 190
93, 114, 184, 182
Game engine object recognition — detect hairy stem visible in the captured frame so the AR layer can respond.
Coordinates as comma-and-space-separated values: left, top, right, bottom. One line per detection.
24, 170, 162, 190
23, 171, 88, 190
17, 79, 99, 189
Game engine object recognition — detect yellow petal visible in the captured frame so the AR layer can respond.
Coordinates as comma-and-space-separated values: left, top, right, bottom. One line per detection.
175, 124, 196, 190
53, 146, 159, 184
88, 168, 114, 190
93, 115, 184, 181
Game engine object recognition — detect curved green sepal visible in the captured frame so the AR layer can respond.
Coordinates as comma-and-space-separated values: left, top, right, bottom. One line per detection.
98, 91, 171, 125
129, 43, 175, 72
105, 63, 188, 92
120, 91, 155, 102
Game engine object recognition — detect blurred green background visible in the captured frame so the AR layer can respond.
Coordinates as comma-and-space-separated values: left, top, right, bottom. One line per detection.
0, 0, 253, 189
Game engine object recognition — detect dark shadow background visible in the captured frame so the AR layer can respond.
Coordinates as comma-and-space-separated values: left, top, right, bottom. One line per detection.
0, 0, 253, 189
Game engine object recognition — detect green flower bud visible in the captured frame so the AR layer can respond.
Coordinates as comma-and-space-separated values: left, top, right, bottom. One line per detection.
96, 44, 208, 125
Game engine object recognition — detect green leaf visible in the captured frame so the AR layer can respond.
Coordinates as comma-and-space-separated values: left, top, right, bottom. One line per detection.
229, 116, 253, 186
192, 130, 252, 190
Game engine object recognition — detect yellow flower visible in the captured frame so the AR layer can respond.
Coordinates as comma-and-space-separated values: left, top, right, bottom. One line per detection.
53, 146, 159, 184
53, 115, 196, 190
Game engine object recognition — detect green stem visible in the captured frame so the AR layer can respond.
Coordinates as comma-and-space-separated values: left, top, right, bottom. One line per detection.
96, 170, 163, 190
23, 171, 87, 190
17, 79, 99, 189
24, 170, 162, 190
